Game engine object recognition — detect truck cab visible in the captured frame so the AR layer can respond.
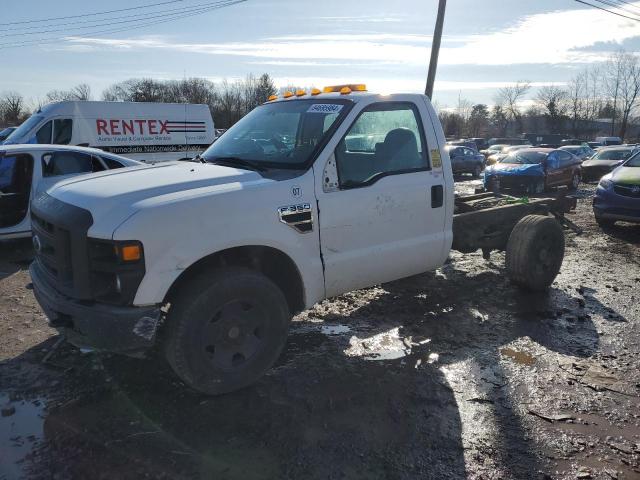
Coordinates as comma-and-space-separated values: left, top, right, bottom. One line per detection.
30, 86, 568, 395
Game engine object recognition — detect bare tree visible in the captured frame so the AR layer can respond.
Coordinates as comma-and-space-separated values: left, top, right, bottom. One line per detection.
536, 85, 568, 133
613, 52, 640, 140
494, 81, 531, 134
45, 83, 92, 103
0, 91, 26, 125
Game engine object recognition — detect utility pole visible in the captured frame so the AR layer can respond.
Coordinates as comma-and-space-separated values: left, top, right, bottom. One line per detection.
425, 0, 447, 99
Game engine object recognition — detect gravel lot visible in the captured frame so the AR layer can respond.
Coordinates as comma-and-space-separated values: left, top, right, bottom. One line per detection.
0, 179, 639, 480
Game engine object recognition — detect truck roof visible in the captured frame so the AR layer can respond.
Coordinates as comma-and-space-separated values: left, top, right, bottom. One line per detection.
266, 90, 425, 104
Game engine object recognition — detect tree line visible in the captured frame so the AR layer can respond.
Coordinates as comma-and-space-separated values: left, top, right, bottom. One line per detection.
439, 50, 640, 141
0, 73, 277, 129
2, 50, 640, 140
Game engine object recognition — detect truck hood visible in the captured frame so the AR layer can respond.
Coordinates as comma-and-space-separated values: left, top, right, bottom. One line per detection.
48, 162, 269, 237
485, 162, 544, 176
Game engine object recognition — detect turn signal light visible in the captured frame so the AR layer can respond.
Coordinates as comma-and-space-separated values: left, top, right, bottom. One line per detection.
311, 88, 322, 96
283, 91, 294, 98
296, 89, 306, 97
267, 95, 278, 101
120, 244, 142, 262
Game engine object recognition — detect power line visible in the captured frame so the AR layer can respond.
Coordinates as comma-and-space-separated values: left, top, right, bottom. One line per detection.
607, 0, 640, 14
591, 0, 640, 17
0, 0, 185, 26
0, 1, 247, 38
0, 0, 246, 49
575, 0, 640, 20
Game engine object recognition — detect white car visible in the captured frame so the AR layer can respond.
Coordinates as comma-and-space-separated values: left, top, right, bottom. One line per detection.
0, 145, 140, 240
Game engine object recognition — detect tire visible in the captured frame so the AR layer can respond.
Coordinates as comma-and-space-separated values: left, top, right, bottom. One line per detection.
472, 164, 483, 178
568, 171, 581, 190
505, 215, 565, 291
163, 267, 291, 395
595, 215, 615, 228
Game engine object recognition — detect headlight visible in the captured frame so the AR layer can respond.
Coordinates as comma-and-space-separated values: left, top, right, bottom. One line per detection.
599, 178, 613, 190
88, 239, 145, 305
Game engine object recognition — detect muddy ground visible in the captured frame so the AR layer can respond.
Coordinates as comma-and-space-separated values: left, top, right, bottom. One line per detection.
0, 180, 639, 480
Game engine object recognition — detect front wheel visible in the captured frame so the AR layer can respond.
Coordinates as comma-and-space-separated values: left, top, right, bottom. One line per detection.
506, 215, 565, 291
164, 267, 291, 395
595, 215, 615, 229
568, 171, 581, 190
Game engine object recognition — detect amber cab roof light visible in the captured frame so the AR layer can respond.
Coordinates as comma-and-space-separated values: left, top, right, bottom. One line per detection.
323, 84, 367, 94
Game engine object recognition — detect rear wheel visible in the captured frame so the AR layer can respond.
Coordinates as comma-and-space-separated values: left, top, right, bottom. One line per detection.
506, 215, 565, 291
164, 267, 291, 395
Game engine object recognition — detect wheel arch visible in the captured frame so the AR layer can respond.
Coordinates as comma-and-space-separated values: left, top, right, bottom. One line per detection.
164, 245, 306, 315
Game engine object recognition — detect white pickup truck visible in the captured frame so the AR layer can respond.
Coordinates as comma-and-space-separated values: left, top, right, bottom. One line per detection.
29, 85, 576, 394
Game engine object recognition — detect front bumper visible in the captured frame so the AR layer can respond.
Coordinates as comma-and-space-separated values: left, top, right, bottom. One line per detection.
582, 165, 614, 182
484, 174, 544, 192
593, 187, 640, 223
30, 261, 161, 355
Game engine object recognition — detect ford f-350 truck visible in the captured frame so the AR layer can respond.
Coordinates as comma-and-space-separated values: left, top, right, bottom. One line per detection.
29, 85, 575, 394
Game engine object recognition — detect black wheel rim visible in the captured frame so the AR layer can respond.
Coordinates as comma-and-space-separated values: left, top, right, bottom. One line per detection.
202, 299, 267, 371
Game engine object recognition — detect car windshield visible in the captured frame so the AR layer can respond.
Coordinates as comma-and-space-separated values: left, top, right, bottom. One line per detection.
593, 149, 633, 161
202, 100, 351, 169
625, 151, 640, 167
5, 115, 43, 143
488, 145, 506, 152
500, 151, 546, 164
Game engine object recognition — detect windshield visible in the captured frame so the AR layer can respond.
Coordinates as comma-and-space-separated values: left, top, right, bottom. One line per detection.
500, 151, 546, 165
202, 100, 351, 169
625, 151, 640, 167
593, 149, 634, 161
488, 145, 506, 152
5, 115, 43, 143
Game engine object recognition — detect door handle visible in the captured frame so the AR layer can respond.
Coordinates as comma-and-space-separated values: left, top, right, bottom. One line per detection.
431, 185, 444, 208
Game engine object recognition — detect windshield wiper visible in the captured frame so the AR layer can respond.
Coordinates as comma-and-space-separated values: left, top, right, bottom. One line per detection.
208, 157, 267, 172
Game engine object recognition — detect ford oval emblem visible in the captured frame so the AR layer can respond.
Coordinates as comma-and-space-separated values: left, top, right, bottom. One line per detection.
32, 235, 42, 253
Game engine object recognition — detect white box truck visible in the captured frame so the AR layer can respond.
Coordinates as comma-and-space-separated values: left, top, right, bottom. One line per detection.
29, 85, 577, 395
3, 101, 215, 163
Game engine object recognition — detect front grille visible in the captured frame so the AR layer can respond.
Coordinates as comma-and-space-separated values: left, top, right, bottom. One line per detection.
30, 193, 94, 300
31, 212, 74, 289
614, 184, 640, 198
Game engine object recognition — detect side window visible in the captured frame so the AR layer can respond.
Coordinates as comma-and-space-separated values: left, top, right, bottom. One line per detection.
102, 157, 124, 169
36, 121, 52, 144
558, 151, 573, 167
547, 153, 560, 170
464, 148, 473, 157
53, 119, 73, 145
336, 103, 428, 188
42, 151, 104, 177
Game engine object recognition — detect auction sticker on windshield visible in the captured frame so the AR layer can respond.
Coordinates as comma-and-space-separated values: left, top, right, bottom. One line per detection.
307, 104, 344, 114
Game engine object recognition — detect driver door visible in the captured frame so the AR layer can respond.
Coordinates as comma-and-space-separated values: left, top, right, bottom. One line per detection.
314, 100, 448, 297
0, 153, 34, 231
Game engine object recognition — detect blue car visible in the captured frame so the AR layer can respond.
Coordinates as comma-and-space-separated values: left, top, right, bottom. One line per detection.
484, 148, 582, 194
593, 152, 640, 227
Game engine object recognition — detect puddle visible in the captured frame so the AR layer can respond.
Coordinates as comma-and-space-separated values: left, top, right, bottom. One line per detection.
0, 394, 45, 479
320, 324, 351, 336
345, 327, 409, 361
500, 348, 536, 366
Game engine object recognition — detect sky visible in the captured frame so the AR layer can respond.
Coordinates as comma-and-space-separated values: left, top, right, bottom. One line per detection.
1, 0, 640, 108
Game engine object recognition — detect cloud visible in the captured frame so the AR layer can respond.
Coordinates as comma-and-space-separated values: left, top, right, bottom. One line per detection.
62, 1, 640, 68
